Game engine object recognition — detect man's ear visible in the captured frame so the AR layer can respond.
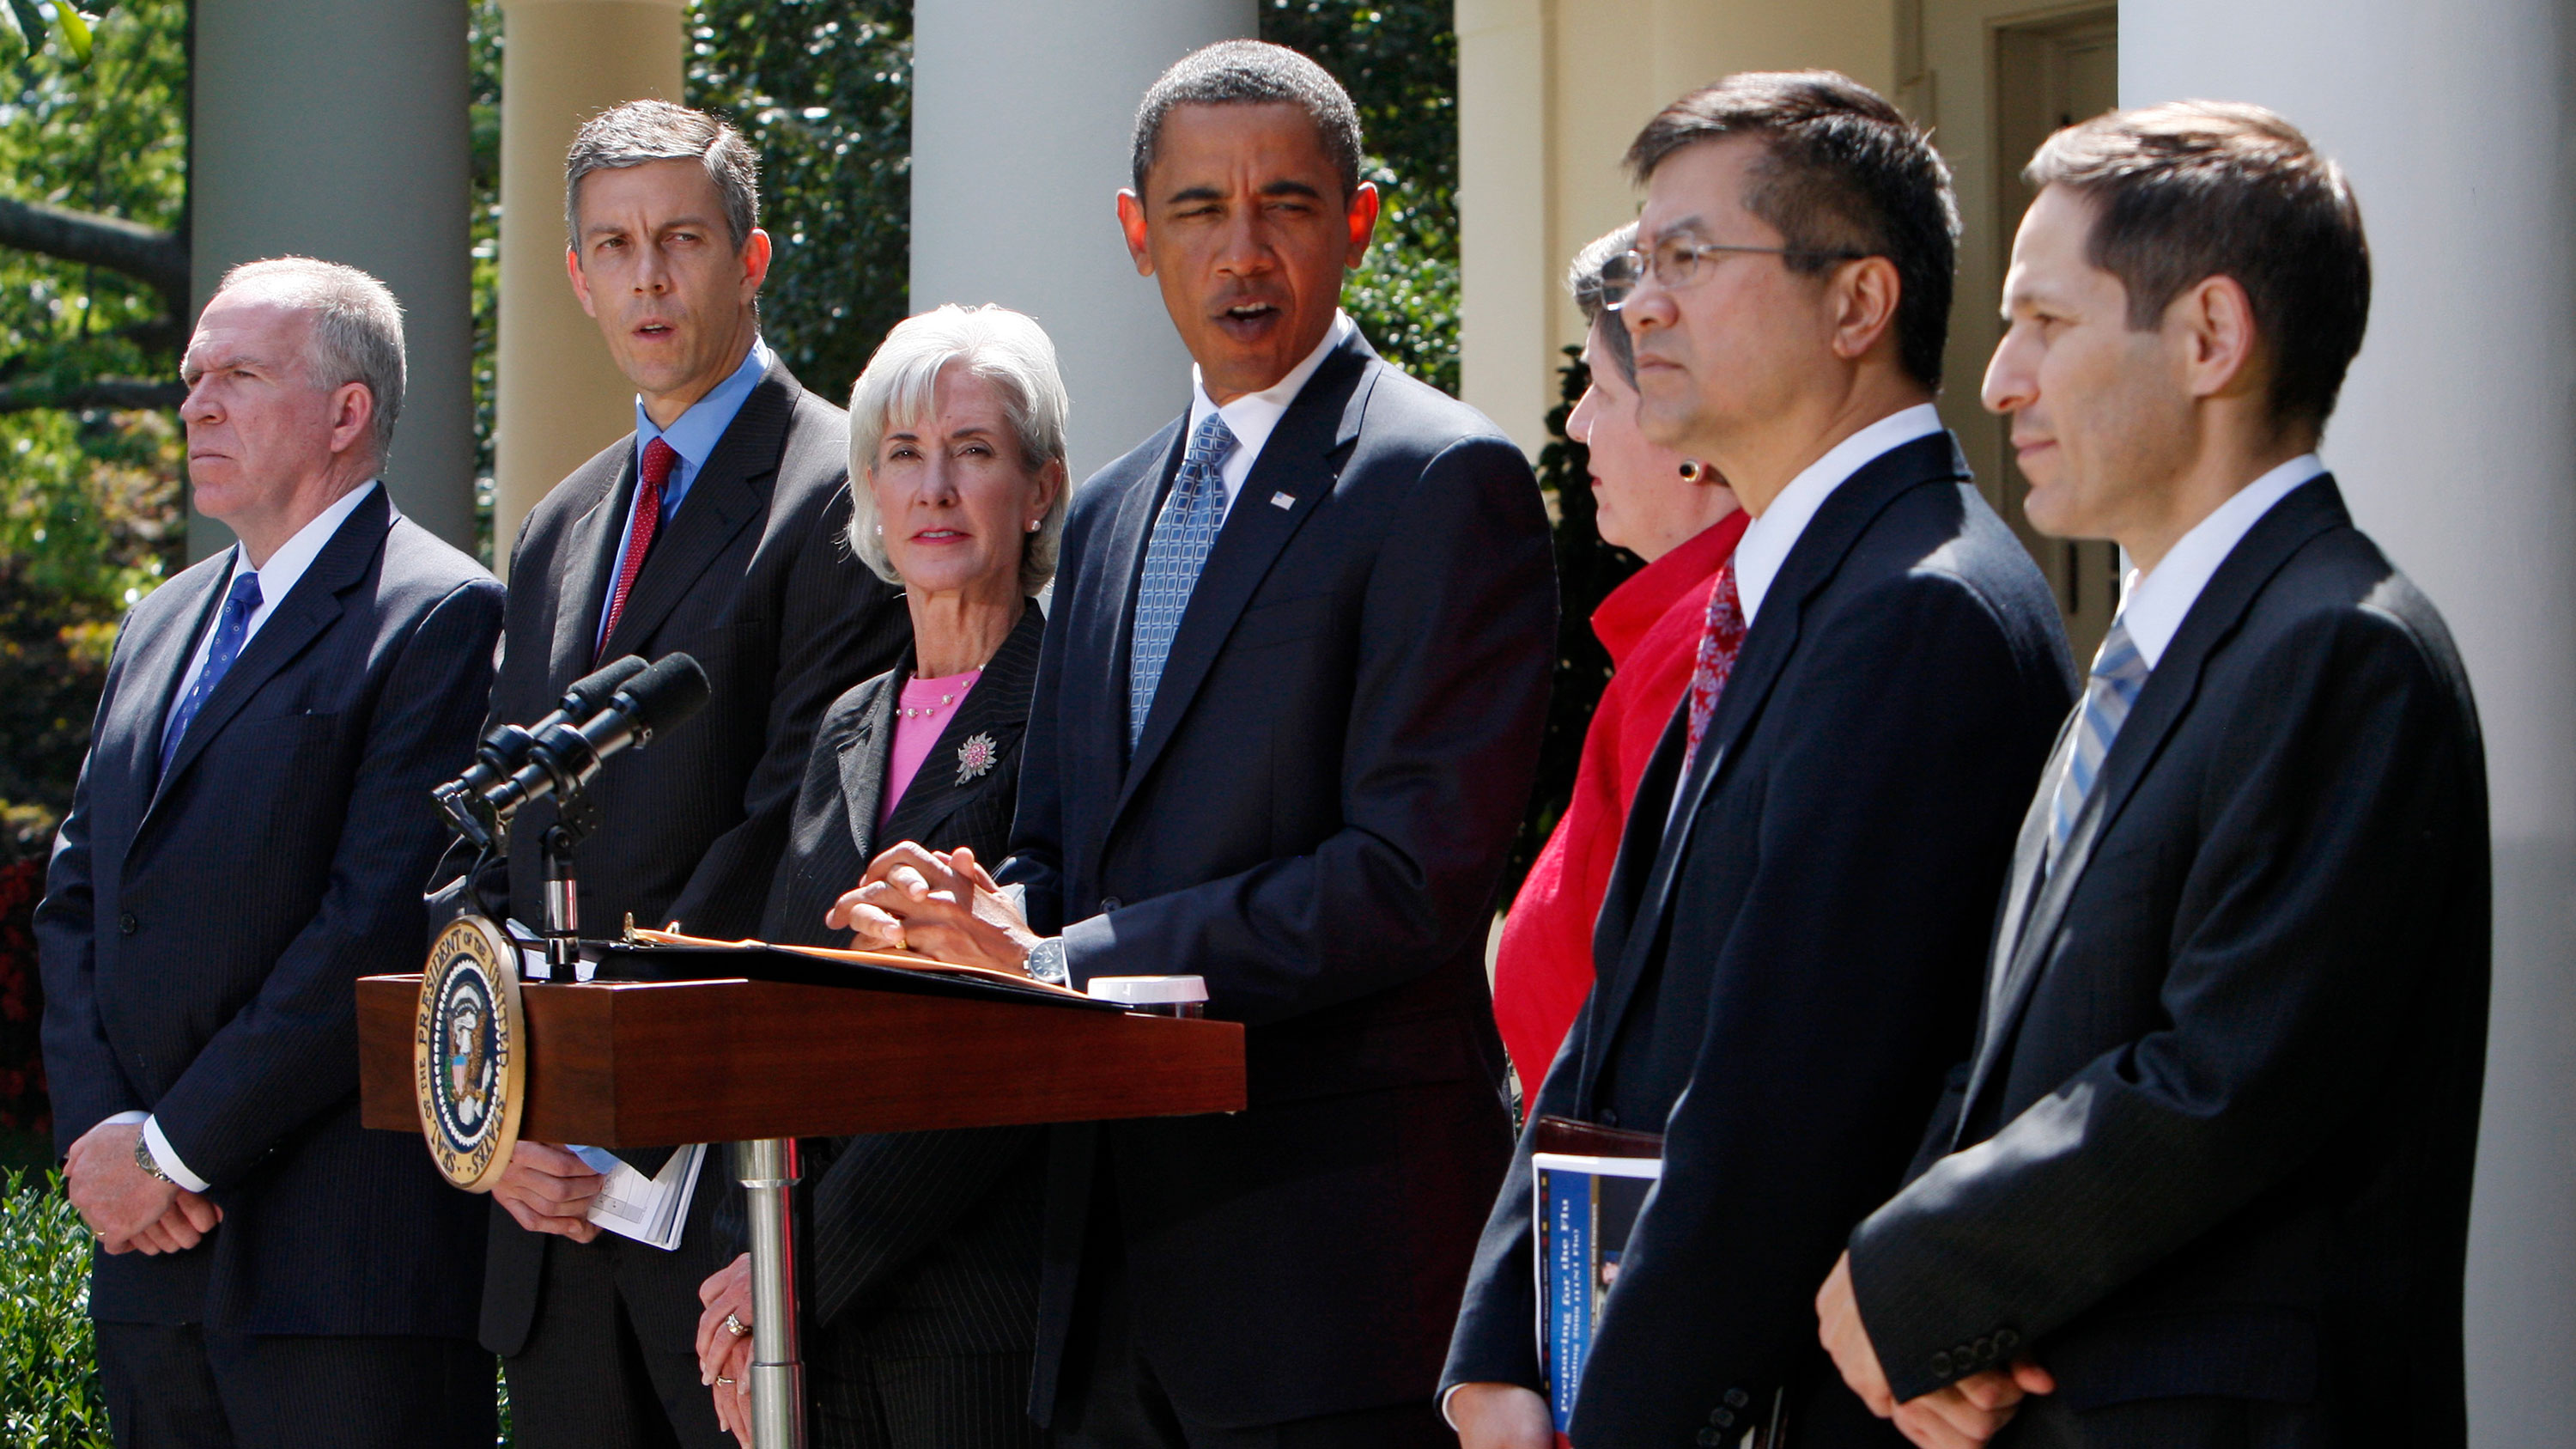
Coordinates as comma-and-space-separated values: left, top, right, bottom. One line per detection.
329, 382, 375, 460
1826, 255, 1905, 365
564, 246, 598, 319
1116, 190, 1154, 277
2172, 273, 2263, 405
738, 227, 774, 299
1344, 180, 1382, 268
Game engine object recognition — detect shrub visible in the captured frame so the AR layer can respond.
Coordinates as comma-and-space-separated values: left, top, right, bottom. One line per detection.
0, 1172, 110, 1448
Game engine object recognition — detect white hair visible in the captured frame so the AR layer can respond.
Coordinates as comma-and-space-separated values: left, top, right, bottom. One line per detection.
847, 304, 1070, 593
214, 256, 407, 466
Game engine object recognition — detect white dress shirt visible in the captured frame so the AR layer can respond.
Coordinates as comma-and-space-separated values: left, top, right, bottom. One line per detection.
120, 478, 385, 1192
167, 479, 380, 721
1182, 310, 1356, 519
2115, 453, 2326, 669
1729, 403, 1947, 627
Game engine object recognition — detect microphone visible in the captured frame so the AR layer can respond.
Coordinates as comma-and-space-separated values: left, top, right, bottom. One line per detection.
478, 652, 712, 826
434, 656, 649, 849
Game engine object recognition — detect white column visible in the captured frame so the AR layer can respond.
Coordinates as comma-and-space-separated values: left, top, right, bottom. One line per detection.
489, 0, 685, 581
910, 0, 1255, 482
1457, 0, 1554, 459
187, 0, 474, 558
2124, 7, 2576, 1443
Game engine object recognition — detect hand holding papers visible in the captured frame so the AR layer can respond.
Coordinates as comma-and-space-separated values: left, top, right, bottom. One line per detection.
572, 1142, 708, 1251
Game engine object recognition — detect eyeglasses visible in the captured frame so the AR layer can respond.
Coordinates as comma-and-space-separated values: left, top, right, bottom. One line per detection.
1602, 237, 1868, 310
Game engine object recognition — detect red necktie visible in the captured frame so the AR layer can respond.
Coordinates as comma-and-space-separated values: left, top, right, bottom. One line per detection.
1679, 558, 1747, 778
599, 436, 677, 661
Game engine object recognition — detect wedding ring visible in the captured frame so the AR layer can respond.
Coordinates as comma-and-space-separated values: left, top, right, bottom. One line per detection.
723, 1312, 750, 1338
714, 1375, 734, 1386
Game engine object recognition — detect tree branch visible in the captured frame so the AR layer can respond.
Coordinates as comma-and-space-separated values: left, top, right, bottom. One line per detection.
0, 195, 189, 313
0, 378, 185, 413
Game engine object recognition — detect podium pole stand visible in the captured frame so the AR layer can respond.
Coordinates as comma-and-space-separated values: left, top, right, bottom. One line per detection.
738, 1137, 805, 1449
359, 972, 1243, 1449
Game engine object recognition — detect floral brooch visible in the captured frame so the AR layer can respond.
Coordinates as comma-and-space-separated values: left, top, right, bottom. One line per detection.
955, 731, 999, 785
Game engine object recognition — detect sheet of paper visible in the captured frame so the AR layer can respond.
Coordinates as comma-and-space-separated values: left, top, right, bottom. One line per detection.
571, 1142, 707, 1251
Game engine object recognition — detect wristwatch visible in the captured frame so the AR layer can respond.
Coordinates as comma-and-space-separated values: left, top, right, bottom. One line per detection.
1025, 936, 1069, 986
131, 1125, 173, 1184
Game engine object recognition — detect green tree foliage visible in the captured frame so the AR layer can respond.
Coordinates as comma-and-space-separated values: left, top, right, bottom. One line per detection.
0, 1171, 112, 1447
0, 0, 191, 849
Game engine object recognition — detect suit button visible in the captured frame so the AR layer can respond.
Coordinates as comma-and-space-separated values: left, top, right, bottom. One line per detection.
1996, 1328, 2020, 1352
1724, 1388, 1748, 1409
1698, 1432, 1721, 1447
1714, 1408, 1735, 1428
1930, 1351, 1954, 1377
1599, 1108, 1619, 1128
1100, 896, 1121, 913
118, 912, 137, 935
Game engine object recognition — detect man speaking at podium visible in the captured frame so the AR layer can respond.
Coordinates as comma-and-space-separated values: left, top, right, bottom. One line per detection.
849, 42, 1555, 1449
468, 101, 907, 1449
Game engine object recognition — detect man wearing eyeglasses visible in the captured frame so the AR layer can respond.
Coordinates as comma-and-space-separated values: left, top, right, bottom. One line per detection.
1443, 72, 2075, 1449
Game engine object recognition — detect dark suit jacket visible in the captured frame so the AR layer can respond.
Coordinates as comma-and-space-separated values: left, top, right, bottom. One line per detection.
1847, 476, 2488, 1444
1443, 431, 2077, 1447
36, 485, 503, 1336
1002, 330, 1556, 1428
477, 354, 909, 1357
755, 602, 1047, 1367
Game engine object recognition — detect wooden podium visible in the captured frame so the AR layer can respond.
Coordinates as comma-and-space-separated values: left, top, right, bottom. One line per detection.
356, 972, 1244, 1447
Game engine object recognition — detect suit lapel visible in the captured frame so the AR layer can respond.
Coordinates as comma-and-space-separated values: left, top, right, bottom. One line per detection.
597, 368, 795, 665
547, 447, 635, 688
881, 604, 1047, 848
1582, 435, 1966, 1093
1109, 336, 1375, 834
147, 487, 391, 818
116, 562, 228, 814
833, 672, 900, 864
1959, 476, 2353, 1123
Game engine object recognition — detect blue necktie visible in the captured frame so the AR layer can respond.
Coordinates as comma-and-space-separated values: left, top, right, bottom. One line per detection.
160, 569, 264, 779
1128, 413, 1238, 752
2045, 616, 2149, 866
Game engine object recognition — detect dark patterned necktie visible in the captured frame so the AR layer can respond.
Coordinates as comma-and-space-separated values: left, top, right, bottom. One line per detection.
1678, 558, 1747, 780
160, 569, 263, 779
599, 435, 677, 661
1127, 412, 1237, 752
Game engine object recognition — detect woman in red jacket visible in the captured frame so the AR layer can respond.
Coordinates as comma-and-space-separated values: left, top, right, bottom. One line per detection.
1492, 224, 1746, 1099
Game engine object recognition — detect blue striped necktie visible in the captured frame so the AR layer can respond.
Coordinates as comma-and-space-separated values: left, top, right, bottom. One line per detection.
161, 569, 264, 778
1128, 412, 1237, 752
2046, 616, 2149, 867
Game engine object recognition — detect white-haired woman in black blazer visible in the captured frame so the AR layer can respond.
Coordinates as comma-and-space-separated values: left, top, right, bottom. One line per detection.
697, 302, 1067, 1449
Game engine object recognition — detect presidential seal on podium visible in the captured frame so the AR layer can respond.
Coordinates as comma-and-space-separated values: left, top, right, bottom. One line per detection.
415, 913, 526, 1191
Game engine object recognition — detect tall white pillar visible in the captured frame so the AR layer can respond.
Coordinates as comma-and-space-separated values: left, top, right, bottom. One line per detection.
2123, 7, 2576, 1443
188, 0, 475, 558
911, 0, 1256, 481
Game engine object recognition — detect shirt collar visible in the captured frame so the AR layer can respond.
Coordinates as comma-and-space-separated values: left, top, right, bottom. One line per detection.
636, 336, 774, 471
1731, 402, 1946, 625
2117, 453, 2326, 670
231, 478, 379, 605
1185, 311, 1355, 463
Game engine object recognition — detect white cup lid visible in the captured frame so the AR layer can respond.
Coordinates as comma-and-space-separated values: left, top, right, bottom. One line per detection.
1085, 975, 1209, 1005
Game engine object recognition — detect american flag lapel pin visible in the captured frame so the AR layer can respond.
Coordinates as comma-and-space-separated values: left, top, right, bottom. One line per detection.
1270, 490, 1296, 509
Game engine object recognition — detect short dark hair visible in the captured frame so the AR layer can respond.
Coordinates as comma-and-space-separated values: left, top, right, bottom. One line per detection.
1626, 70, 1959, 391
1568, 223, 1640, 385
1131, 40, 1362, 199
2026, 100, 2369, 435
566, 100, 761, 253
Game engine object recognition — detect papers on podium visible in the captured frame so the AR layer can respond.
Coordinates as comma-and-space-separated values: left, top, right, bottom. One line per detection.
571, 1142, 707, 1251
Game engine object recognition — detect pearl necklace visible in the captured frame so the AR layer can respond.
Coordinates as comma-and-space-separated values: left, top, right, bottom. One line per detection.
899, 668, 981, 721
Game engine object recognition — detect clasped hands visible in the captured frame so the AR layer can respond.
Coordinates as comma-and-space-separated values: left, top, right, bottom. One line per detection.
829, 842, 1043, 976
1817, 1251, 2055, 1449
63, 1119, 219, 1255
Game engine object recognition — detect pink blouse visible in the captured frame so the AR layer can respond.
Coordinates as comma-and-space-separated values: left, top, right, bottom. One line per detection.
878, 667, 983, 831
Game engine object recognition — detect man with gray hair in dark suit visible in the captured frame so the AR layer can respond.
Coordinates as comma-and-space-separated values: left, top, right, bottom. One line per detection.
39, 255, 505, 1447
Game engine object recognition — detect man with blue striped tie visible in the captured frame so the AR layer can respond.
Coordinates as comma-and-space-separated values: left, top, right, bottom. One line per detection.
846, 40, 1555, 1449
1820, 103, 2490, 1449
